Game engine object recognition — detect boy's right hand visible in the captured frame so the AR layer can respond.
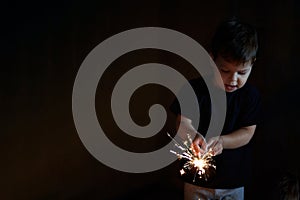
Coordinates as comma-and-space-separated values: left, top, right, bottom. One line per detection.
192, 134, 207, 157
176, 115, 207, 157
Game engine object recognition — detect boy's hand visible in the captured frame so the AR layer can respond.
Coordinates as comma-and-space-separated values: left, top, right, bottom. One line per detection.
192, 134, 207, 157
207, 136, 224, 156
176, 115, 207, 157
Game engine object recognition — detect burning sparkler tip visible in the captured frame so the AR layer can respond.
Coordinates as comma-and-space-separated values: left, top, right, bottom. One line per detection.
168, 132, 216, 184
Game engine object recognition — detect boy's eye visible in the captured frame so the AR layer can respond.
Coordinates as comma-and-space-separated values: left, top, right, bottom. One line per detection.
238, 71, 248, 75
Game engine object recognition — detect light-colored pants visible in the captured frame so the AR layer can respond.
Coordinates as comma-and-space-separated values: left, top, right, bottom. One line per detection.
184, 182, 244, 200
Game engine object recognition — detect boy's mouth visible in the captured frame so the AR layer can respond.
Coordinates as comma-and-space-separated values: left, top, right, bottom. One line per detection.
224, 84, 238, 92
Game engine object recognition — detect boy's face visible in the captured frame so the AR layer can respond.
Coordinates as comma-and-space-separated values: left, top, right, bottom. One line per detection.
214, 55, 252, 92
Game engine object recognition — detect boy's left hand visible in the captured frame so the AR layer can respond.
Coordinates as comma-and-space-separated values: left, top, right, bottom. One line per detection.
207, 136, 224, 156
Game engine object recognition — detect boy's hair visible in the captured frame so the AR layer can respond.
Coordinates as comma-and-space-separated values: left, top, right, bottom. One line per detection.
279, 172, 300, 200
211, 18, 258, 65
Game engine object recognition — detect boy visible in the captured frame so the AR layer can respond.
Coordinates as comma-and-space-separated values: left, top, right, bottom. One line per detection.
171, 19, 261, 199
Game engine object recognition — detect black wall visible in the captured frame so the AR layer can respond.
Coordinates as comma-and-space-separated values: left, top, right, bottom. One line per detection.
2, 1, 300, 199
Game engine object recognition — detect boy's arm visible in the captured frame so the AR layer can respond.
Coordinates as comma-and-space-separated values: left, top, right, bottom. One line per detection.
206, 125, 256, 156
221, 125, 256, 149
175, 115, 196, 139
176, 115, 207, 154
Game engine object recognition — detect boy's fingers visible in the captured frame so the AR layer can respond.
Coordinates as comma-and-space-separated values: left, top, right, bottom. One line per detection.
198, 134, 207, 148
207, 137, 220, 149
207, 139, 214, 148
207, 141, 215, 150
192, 134, 207, 156
192, 141, 201, 154
198, 148, 206, 155
213, 148, 222, 156
192, 144, 205, 157
211, 142, 223, 156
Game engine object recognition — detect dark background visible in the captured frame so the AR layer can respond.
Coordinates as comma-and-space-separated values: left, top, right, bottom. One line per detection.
1, 0, 300, 199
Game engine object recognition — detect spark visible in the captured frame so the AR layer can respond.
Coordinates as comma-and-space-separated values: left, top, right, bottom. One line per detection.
168, 132, 216, 182
180, 169, 185, 175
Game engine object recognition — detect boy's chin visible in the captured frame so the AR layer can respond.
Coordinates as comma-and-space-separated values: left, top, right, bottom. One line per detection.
225, 89, 238, 92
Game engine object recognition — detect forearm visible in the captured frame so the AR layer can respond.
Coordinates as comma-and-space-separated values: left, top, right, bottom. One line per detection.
176, 115, 207, 154
221, 125, 256, 149
175, 115, 197, 140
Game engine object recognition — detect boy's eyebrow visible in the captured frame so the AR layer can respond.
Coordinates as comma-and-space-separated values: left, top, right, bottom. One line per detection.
239, 64, 252, 70
239, 68, 251, 71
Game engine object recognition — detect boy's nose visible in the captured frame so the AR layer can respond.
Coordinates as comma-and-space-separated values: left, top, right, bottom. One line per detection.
229, 73, 238, 83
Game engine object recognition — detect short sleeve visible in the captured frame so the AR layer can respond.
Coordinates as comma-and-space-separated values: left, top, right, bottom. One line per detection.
169, 78, 209, 118
169, 78, 213, 134
238, 85, 262, 127
169, 92, 181, 116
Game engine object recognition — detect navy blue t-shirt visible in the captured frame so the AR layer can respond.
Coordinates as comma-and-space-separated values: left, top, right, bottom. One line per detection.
170, 77, 262, 189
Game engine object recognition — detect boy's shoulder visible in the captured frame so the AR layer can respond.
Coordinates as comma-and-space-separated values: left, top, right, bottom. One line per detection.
237, 82, 260, 99
234, 83, 261, 115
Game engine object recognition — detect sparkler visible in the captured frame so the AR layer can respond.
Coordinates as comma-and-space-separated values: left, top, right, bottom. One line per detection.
168, 132, 216, 183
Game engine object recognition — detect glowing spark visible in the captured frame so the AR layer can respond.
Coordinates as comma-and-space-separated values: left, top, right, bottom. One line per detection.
168, 132, 216, 183
193, 158, 205, 170
180, 169, 185, 175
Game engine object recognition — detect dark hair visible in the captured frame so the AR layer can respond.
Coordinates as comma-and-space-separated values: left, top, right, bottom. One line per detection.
211, 19, 258, 65
279, 172, 300, 200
